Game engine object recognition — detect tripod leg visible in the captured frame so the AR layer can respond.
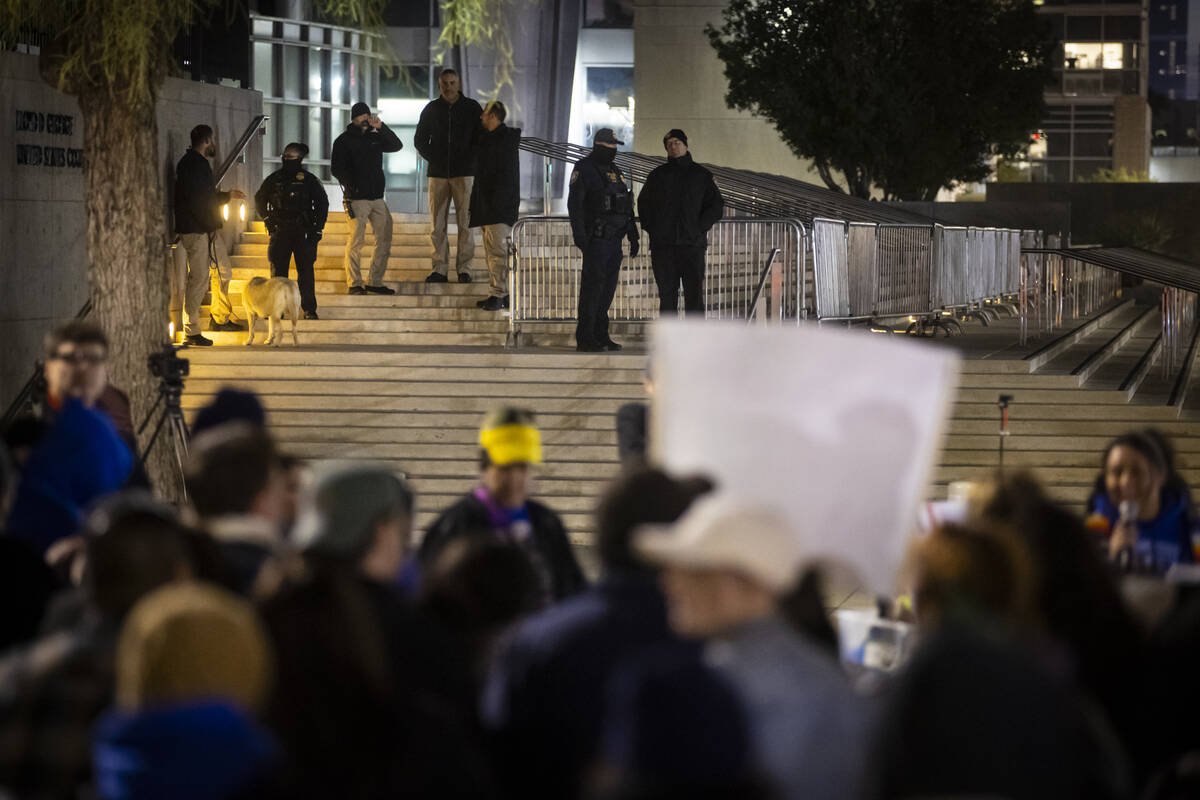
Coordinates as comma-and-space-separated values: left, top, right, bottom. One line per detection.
168, 410, 190, 502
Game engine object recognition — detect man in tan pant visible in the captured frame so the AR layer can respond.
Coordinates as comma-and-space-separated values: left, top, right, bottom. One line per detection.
174, 124, 245, 346
414, 68, 483, 283
330, 101, 403, 295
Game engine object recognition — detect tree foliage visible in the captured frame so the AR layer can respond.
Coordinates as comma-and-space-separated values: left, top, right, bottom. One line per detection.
706, 0, 1056, 201
438, 0, 532, 101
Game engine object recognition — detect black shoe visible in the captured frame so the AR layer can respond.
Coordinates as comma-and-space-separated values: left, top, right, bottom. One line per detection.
208, 318, 246, 332
348, 285, 367, 295
458, 271, 473, 284
479, 295, 508, 311
425, 272, 448, 283
185, 334, 214, 347
576, 343, 605, 353
603, 340, 623, 351
303, 310, 320, 320
365, 284, 395, 295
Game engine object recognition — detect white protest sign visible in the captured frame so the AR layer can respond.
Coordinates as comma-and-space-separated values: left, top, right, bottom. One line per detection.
651, 320, 960, 597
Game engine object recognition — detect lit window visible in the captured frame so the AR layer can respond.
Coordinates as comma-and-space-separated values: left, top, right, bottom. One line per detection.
1063, 42, 1123, 70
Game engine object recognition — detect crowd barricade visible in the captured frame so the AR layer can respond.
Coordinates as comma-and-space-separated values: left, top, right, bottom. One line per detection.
506, 216, 807, 346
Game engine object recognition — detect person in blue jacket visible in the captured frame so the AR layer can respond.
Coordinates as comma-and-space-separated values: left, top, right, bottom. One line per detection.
1088, 429, 1193, 573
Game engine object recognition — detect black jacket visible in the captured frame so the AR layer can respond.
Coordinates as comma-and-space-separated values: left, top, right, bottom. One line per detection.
174, 149, 229, 234
330, 123, 403, 200
567, 150, 638, 245
255, 163, 329, 235
413, 95, 484, 179
419, 494, 586, 602
637, 152, 725, 248
468, 124, 521, 228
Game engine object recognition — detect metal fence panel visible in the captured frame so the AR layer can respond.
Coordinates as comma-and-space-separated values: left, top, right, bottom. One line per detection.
508, 216, 806, 337
812, 218, 849, 319
937, 226, 969, 309
847, 222, 877, 318
875, 225, 932, 317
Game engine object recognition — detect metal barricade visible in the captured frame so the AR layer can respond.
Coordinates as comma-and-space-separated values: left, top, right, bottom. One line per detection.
812, 218, 850, 319
847, 222, 877, 318
935, 226, 969, 312
875, 225, 933, 318
507, 216, 806, 346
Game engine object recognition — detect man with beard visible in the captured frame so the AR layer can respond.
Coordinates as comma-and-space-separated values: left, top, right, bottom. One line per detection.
175, 124, 246, 345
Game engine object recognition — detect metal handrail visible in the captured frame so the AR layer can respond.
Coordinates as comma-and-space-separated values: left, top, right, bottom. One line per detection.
214, 114, 268, 186
1, 299, 92, 432
519, 136, 926, 226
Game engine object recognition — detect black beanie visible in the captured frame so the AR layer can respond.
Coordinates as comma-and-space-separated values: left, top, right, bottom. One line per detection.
664, 128, 688, 147
351, 102, 371, 118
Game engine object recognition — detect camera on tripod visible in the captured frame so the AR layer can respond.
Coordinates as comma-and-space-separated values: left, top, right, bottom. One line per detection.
147, 343, 189, 386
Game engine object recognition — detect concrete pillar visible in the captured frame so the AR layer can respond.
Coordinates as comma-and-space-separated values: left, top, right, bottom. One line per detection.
1113, 95, 1151, 175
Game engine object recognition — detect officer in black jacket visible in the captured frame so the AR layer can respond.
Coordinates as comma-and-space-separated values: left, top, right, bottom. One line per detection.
568, 129, 639, 353
330, 102, 403, 295
636, 129, 725, 315
255, 142, 329, 319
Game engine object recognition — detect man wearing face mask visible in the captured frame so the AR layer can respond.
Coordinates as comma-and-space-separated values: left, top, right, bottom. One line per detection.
567, 128, 639, 352
330, 102, 403, 296
175, 124, 246, 346
255, 143, 329, 320
414, 68, 484, 284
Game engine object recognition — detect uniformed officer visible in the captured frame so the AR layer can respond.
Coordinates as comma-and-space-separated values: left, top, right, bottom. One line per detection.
568, 128, 640, 352
255, 142, 329, 320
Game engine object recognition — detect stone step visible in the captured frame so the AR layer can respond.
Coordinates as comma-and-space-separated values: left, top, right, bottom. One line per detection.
182, 347, 642, 368
203, 306, 513, 322
283, 441, 618, 461
947, 418, 1200, 436
231, 255, 486, 271
181, 392, 638, 415
269, 425, 618, 446
236, 242, 477, 258
951, 402, 1177, 421
357, 457, 619, 481
185, 409, 619, 431
932, 464, 1200, 484
185, 361, 645, 382
943, 433, 1200, 453
185, 378, 644, 400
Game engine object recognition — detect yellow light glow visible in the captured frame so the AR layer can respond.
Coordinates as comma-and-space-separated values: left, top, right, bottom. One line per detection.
222, 203, 230, 221
239, 202, 246, 222
169, 321, 175, 340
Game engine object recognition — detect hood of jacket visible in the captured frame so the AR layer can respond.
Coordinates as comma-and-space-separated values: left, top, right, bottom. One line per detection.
93, 701, 276, 800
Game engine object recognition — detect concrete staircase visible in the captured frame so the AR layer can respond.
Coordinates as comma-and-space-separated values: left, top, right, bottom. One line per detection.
182, 216, 1200, 565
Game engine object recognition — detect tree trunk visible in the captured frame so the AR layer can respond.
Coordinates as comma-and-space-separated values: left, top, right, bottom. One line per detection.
78, 93, 180, 498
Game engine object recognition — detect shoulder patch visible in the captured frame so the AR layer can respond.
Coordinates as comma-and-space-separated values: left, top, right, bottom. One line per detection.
296, 172, 305, 180
570, 170, 580, 185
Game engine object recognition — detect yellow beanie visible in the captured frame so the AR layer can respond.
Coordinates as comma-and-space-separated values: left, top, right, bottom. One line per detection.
115, 582, 273, 713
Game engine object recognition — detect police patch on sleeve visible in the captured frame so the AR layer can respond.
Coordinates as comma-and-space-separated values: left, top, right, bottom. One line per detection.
570, 169, 580, 185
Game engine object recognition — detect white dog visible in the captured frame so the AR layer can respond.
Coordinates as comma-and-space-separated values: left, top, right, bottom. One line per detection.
243, 276, 301, 346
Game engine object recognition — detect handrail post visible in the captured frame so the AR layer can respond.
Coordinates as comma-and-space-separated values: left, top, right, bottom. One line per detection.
543, 156, 553, 216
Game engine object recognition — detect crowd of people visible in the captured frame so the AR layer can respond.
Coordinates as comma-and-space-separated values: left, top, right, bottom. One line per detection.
175, 67, 726, 351
1, 318, 1200, 799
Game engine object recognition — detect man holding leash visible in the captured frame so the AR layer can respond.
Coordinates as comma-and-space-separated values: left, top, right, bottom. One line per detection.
175, 124, 246, 347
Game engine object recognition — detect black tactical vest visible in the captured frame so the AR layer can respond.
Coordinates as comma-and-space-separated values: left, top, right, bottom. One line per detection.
586, 164, 633, 239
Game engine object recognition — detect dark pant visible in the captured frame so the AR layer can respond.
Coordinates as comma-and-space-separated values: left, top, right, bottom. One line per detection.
651, 244, 706, 315
576, 237, 624, 347
268, 227, 318, 313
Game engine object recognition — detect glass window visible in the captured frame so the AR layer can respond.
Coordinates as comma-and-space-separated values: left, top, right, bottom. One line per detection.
308, 106, 323, 158
1063, 42, 1123, 70
1104, 15, 1141, 41
253, 42, 273, 96
1073, 131, 1111, 157
583, 67, 634, 150
584, 0, 633, 28
308, 49, 322, 102
331, 49, 346, 105
1065, 16, 1102, 40
282, 45, 301, 99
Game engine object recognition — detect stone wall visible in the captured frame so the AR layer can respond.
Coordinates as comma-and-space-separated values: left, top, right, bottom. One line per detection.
632, 0, 824, 184
0, 52, 262, 406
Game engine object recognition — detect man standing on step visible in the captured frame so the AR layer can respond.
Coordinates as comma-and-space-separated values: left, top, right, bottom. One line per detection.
176, 124, 246, 347
568, 128, 639, 352
637, 129, 724, 316
331, 101, 402, 296
255, 142, 328, 320
414, 68, 483, 284
469, 101, 521, 311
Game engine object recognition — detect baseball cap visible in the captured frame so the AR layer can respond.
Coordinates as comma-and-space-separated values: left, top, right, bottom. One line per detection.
634, 494, 805, 593
594, 128, 624, 146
